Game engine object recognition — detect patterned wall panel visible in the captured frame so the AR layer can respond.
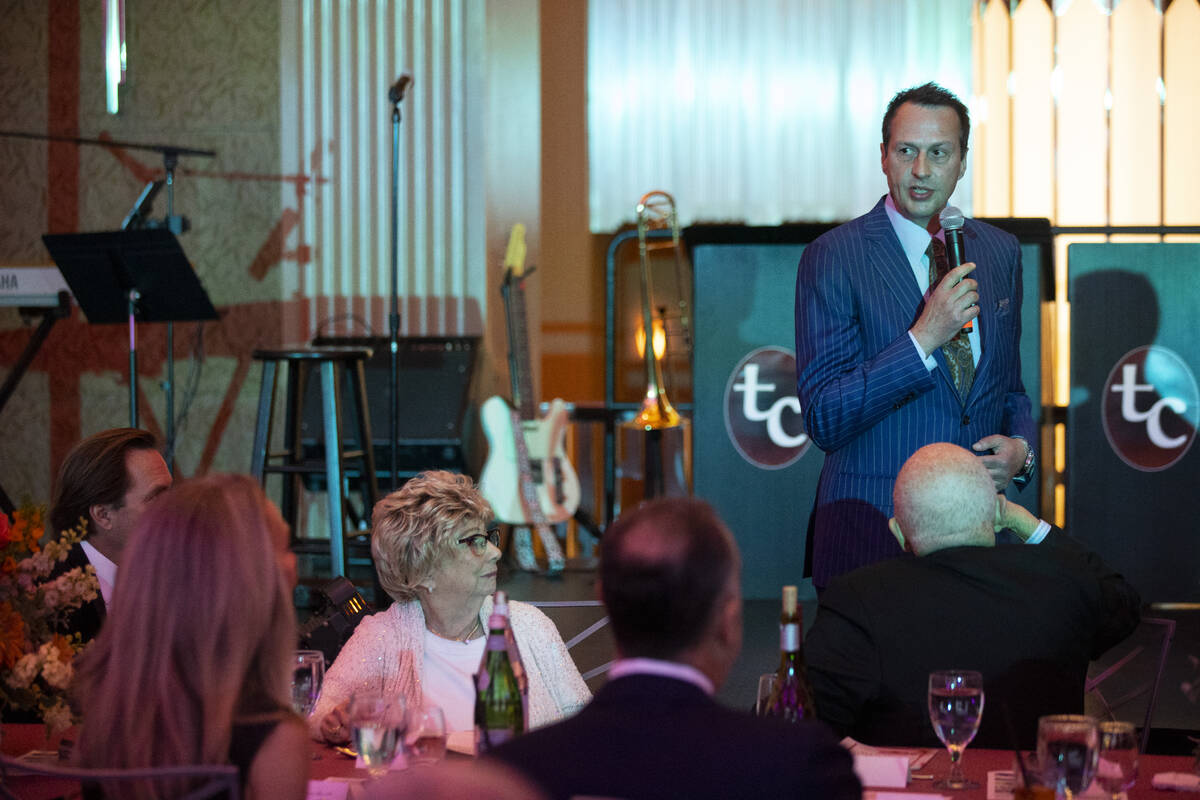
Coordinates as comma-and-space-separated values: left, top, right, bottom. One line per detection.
0, 0, 289, 503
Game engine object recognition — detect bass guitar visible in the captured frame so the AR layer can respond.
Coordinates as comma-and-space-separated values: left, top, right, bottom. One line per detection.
479, 226, 580, 569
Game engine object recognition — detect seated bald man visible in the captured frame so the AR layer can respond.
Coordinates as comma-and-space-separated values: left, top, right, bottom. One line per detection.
805, 442, 1141, 749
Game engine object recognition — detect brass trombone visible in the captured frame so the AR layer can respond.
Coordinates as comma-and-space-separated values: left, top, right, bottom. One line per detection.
619, 190, 691, 500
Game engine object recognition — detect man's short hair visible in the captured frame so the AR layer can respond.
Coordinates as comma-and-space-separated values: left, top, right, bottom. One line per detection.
882, 82, 970, 155
599, 497, 739, 660
49, 428, 159, 537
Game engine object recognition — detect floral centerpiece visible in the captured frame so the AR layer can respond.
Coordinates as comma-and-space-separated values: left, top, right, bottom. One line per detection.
0, 503, 98, 734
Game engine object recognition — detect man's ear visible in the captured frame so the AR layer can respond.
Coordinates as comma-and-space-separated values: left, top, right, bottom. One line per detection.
715, 591, 742, 651
888, 517, 908, 552
89, 503, 115, 533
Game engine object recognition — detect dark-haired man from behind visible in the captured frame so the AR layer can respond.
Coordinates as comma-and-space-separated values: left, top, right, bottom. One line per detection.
805, 442, 1140, 750
48, 427, 172, 642
488, 497, 861, 800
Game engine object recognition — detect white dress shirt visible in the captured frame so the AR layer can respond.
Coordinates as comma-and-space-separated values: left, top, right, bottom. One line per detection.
607, 657, 715, 696
79, 540, 117, 606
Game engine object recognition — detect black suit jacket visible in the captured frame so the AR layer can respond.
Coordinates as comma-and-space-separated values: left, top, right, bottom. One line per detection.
488, 674, 861, 800
49, 542, 106, 644
805, 529, 1141, 749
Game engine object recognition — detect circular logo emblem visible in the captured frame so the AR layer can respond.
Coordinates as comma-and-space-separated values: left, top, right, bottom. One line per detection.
723, 346, 810, 469
1101, 345, 1198, 472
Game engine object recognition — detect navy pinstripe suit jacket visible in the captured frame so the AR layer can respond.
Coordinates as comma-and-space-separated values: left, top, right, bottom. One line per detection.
795, 197, 1035, 587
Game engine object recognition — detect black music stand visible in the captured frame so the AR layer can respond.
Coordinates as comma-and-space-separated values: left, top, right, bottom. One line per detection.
41, 229, 218, 428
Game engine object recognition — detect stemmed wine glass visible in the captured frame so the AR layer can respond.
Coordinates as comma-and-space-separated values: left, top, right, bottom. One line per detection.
928, 670, 985, 790
1095, 720, 1139, 798
348, 690, 407, 779
1037, 714, 1100, 799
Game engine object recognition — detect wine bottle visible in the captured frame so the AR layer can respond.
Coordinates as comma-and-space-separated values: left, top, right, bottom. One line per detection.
474, 590, 525, 753
763, 584, 816, 722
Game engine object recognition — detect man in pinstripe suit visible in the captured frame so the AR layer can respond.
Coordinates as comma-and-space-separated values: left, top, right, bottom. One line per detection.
795, 83, 1036, 589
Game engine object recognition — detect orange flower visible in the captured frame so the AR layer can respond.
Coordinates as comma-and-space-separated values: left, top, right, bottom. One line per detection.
0, 511, 10, 547
0, 601, 28, 669
10, 506, 43, 553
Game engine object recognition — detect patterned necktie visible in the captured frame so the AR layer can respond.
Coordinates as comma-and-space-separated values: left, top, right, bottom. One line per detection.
927, 237, 975, 401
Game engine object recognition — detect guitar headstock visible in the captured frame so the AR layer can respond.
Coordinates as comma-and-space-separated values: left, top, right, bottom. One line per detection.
503, 223, 527, 285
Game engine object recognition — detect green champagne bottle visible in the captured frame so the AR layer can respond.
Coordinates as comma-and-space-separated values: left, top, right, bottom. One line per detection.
763, 584, 817, 722
474, 590, 525, 753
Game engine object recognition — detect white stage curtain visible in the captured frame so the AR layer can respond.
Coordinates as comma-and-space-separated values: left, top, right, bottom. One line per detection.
279, 0, 486, 339
587, 0, 974, 230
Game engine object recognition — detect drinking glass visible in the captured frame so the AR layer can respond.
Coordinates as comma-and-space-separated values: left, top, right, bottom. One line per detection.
348, 690, 406, 778
406, 704, 447, 765
291, 650, 325, 717
755, 674, 777, 716
1037, 714, 1100, 799
928, 670, 985, 790
1095, 720, 1138, 798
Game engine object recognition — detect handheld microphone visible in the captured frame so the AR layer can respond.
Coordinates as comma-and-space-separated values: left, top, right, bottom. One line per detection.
939, 205, 972, 333
388, 74, 412, 104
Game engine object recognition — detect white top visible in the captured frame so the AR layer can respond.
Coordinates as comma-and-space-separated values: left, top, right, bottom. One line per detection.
79, 540, 116, 606
311, 598, 590, 740
885, 194, 982, 368
421, 630, 486, 732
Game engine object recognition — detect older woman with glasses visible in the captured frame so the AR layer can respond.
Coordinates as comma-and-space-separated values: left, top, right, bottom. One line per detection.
313, 471, 590, 740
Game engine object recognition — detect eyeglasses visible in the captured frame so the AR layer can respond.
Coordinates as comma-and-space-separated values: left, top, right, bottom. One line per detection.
456, 527, 500, 555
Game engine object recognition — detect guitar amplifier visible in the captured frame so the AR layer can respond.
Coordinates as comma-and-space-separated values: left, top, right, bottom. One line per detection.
302, 335, 479, 477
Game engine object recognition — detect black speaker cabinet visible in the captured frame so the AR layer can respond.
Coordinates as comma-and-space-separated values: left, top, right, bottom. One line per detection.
304, 336, 479, 477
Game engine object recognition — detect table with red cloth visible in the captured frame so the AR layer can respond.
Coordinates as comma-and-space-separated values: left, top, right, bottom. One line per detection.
2, 724, 1196, 798
891, 747, 1197, 799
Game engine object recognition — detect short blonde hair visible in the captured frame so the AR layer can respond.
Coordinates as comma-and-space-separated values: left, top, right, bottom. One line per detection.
371, 471, 492, 602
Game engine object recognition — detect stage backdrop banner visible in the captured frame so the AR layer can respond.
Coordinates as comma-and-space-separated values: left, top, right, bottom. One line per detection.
690, 222, 1046, 599
1067, 243, 1200, 603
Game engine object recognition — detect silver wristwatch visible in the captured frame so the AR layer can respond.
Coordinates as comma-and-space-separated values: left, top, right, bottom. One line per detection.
1013, 436, 1035, 481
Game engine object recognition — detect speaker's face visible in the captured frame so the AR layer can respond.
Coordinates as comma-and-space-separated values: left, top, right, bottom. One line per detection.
881, 102, 967, 232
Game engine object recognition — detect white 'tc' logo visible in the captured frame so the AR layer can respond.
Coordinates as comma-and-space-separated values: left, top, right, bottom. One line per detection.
1109, 364, 1188, 449
733, 363, 807, 449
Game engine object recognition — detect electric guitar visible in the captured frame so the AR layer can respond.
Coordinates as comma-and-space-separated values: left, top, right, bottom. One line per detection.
479, 225, 581, 528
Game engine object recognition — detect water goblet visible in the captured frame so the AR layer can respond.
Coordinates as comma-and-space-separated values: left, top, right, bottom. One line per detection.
406, 704, 447, 765
291, 650, 325, 718
1037, 714, 1100, 799
1095, 720, 1138, 799
928, 669, 985, 790
348, 690, 406, 778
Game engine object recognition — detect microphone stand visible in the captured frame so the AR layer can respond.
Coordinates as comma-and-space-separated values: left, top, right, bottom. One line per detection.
387, 77, 411, 491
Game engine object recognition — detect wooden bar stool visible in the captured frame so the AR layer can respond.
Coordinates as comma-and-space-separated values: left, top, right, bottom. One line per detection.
250, 346, 379, 577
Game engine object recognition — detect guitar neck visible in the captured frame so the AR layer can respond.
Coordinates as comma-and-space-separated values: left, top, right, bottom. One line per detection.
503, 274, 538, 420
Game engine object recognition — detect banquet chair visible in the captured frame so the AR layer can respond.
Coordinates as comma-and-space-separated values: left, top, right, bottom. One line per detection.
1085, 615, 1176, 753
0, 755, 240, 800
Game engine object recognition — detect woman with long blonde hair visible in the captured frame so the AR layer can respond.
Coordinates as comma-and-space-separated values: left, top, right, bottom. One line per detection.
73, 474, 309, 800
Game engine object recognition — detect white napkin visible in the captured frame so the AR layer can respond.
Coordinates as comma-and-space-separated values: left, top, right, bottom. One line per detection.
853, 752, 912, 788
1152, 772, 1200, 792
306, 780, 352, 800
